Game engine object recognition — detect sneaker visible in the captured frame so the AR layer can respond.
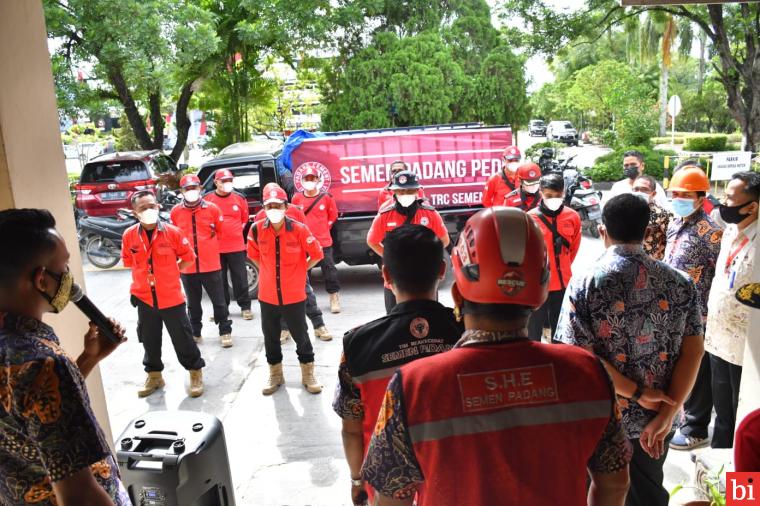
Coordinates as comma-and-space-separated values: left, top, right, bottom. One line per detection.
220, 334, 233, 348
242, 309, 253, 320
280, 329, 291, 344
669, 429, 708, 450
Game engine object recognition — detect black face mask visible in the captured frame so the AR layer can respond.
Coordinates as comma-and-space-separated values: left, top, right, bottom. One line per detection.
623, 166, 640, 180
719, 201, 755, 224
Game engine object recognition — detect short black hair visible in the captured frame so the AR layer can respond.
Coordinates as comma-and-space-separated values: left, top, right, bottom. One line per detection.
634, 175, 657, 192
602, 194, 650, 243
623, 150, 645, 163
131, 189, 156, 207
390, 160, 408, 171
674, 159, 705, 172
540, 173, 564, 192
383, 224, 443, 293
0, 209, 58, 287
732, 171, 760, 202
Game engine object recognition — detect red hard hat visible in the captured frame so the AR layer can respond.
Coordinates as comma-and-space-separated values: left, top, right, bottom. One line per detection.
516, 163, 541, 184
214, 169, 234, 181
302, 166, 320, 179
180, 174, 201, 188
263, 185, 288, 204
452, 207, 549, 308
502, 145, 522, 161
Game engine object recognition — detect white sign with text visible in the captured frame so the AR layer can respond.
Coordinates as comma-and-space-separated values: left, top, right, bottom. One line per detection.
711, 151, 752, 181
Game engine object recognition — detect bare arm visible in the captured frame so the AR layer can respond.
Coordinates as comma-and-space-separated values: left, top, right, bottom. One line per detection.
52, 467, 114, 506
307, 258, 321, 270
598, 359, 674, 410
178, 259, 193, 271
588, 468, 629, 506
368, 241, 384, 257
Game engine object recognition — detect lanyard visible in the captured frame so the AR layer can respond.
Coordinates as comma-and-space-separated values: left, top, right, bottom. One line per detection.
138, 227, 160, 286
725, 234, 750, 273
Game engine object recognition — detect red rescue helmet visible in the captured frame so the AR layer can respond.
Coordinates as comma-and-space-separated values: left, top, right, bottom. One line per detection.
263, 185, 288, 205
516, 163, 541, 184
302, 166, 321, 179
452, 207, 549, 308
180, 174, 201, 188
502, 145, 522, 162
214, 168, 234, 181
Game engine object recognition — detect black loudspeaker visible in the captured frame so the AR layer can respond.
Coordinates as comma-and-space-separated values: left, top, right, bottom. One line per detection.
116, 411, 235, 506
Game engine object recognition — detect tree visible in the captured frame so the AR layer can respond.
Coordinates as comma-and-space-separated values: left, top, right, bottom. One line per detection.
502, 1, 760, 151
475, 46, 531, 129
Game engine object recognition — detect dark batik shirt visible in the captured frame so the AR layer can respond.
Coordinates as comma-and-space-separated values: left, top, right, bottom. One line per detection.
0, 313, 130, 505
643, 203, 671, 261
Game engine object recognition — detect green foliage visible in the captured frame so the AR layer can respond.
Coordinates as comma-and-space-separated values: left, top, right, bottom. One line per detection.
586, 146, 677, 182
525, 141, 565, 161
474, 45, 531, 129
113, 113, 141, 152
618, 99, 658, 147
684, 135, 728, 152
596, 130, 618, 147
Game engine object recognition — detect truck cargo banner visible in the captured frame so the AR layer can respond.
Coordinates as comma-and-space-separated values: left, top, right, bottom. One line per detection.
289, 127, 513, 214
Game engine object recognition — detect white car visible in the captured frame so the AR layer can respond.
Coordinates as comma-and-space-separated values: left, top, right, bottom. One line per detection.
547, 121, 579, 146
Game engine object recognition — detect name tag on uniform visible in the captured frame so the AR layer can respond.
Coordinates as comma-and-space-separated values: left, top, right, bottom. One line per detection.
458, 364, 558, 413
233, 205, 239, 211
387, 222, 397, 227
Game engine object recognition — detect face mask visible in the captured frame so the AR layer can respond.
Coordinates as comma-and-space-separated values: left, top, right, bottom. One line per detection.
265, 208, 286, 223
396, 194, 417, 208
671, 197, 698, 218
523, 183, 540, 194
719, 202, 754, 224
183, 190, 200, 203
138, 208, 159, 225
37, 268, 74, 313
302, 181, 318, 192
632, 191, 652, 204
222, 182, 234, 193
506, 162, 519, 173
543, 197, 564, 211
624, 166, 640, 180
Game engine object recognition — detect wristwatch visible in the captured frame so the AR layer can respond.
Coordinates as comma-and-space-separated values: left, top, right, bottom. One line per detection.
630, 385, 643, 403
351, 477, 363, 487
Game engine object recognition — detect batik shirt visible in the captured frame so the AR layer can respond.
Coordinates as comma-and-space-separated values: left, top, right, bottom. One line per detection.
643, 203, 671, 261
0, 313, 130, 505
555, 244, 704, 438
664, 209, 723, 320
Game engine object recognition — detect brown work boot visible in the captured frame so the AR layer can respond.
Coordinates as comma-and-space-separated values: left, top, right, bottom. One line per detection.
280, 329, 291, 344
188, 369, 204, 397
300, 362, 322, 394
314, 325, 333, 341
329, 292, 341, 314
241, 309, 254, 320
220, 334, 233, 348
137, 372, 165, 398
262, 363, 284, 395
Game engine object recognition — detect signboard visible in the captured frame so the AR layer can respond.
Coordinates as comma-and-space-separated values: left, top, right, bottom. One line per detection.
667, 95, 682, 117
711, 151, 752, 181
290, 127, 513, 214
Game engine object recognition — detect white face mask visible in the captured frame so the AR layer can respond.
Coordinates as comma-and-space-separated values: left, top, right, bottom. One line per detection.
265, 208, 286, 223
139, 208, 159, 225
523, 183, 540, 194
507, 162, 519, 173
396, 194, 417, 208
183, 189, 200, 203
222, 182, 234, 193
543, 197, 564, 211
302, 181, 318, 192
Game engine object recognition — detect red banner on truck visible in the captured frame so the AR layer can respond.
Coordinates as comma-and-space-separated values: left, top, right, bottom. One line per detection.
289, 127, 513, 214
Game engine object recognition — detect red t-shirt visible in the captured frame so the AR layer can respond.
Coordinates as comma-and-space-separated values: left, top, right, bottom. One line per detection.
121, 222, 196, 309
203, 191, 249, 253
528, 206, 582, 291
292, 192, 338, 247
170, 201, 224, 274
481, 171, 517, 207
246, 218, 324, 305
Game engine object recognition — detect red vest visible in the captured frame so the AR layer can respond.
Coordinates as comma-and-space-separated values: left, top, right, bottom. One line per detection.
400, 341, 613, 506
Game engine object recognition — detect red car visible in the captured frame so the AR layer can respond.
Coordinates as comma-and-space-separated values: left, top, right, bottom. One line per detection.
75, 150, 185, 216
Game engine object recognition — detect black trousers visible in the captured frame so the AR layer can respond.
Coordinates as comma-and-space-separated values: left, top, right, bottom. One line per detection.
679, 353, 713, 439
220, 250, 251, 311
384, 287, 397, 314
710, 353, 743, 448
281, 278, 325, 331
318, 246, 340, 294
260, 300, 315, 365
181, 271, 232, 336
527, 289, 566, 342
625, 435, 672, 506
134, 298, 205, 373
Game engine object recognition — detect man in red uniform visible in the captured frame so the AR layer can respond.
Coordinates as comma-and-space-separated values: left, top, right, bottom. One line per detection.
367, 170, 450, 314
527, 173, 581, 341
377, 161, 425, 208
481, 145, 521, 207
362, 207, 632, 505
122, 190, 206, 397
333, 225, 463, 505
203, 168, 253, 320
292, 166, 342, 313
170, 175, 233, 347
504, 162, 542, 211
247, 185, 325, 395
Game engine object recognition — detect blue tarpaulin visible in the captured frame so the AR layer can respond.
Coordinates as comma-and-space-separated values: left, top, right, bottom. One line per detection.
276, 130, 326, 175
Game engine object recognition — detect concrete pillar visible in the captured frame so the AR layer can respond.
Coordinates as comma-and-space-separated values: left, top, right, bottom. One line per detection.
0, 1, 113, 442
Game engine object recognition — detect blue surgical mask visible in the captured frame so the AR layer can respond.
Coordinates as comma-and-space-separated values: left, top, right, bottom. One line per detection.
672, 197, 698, 218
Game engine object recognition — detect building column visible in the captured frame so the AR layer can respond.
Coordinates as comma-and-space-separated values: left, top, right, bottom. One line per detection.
0, 1, 113, 442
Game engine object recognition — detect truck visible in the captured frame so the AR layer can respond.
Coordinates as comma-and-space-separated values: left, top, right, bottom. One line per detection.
197, 123, 513, 298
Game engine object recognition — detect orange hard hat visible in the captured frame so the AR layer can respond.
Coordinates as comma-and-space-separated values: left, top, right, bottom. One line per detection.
669, 166, 710, 192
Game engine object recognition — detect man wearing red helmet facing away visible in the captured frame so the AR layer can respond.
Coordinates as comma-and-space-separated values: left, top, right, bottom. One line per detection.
504, 162, 543, 211
362, 207, 632, 506
481, 145, 521, 207
203, 169, 253, 321
171, 174, 233, 348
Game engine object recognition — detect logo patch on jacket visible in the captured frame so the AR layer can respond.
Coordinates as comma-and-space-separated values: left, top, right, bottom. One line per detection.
410, 318, 430, 339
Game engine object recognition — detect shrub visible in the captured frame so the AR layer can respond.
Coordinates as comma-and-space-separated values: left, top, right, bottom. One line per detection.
684, 135, 728, 152
617, 99, 657, 148
585, 145, 677, 182
597, 129, 618, 147
651, 136, 685, 145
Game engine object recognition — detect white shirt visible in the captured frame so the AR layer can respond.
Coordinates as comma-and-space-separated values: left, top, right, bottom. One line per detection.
607, 178, 670, 211
705, 221, 757, 366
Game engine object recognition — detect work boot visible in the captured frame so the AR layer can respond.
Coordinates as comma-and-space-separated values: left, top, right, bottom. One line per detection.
280, 329, 291, 344
188, 369, 204, 397
193, 335, 202, 343
241, 309, 254, 320
220, 334, 233, 348
262, 363, 284, 395
300, 362, 322, 394
314, 325, 333, 341
329, 292, 341, 314
137, 372, 165, 398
